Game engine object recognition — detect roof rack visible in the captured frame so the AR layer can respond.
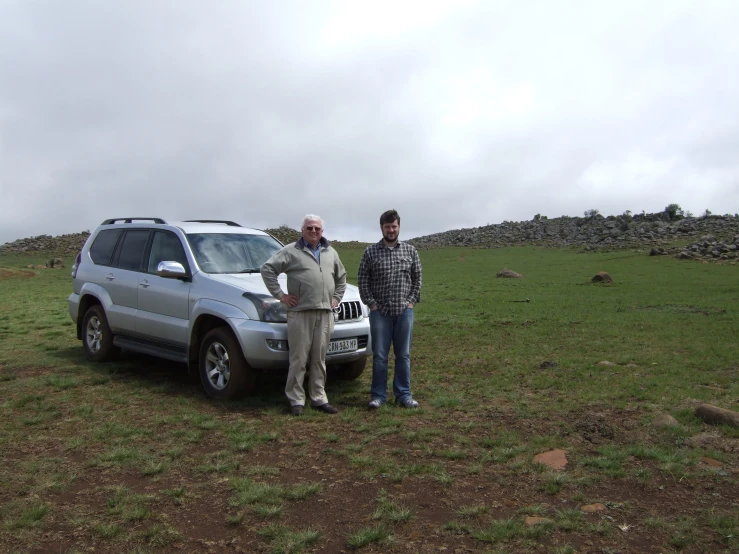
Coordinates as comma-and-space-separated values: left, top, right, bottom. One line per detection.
101, 218, 167, 225
183, 220, 242, 227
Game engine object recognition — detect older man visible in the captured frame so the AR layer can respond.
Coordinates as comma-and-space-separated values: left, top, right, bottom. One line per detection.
261, 215, 347, 415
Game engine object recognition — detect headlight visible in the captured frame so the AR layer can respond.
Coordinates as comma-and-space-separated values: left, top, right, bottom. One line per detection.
243, 293, 288, 323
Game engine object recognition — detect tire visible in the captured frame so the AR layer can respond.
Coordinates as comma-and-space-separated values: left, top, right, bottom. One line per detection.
328, 357, 367, 381
82, 305, 121, 362
198, 327, 256, 400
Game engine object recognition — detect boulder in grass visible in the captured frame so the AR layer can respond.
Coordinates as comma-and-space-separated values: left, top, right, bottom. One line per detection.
694, 404, 739, 427
652, 414, 680, 428
45, 257, 64, 269
496, 268, 522, 278
591, 271, 613, 283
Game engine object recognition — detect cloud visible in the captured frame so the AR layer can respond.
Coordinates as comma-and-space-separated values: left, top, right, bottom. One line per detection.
1, 0, 738, 244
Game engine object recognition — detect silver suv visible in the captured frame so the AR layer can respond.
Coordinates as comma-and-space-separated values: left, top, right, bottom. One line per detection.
68, 218, 371, 399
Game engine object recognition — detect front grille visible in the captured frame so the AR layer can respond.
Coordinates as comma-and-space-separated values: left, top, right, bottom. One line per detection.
337, 300, 363, 322
357, 336, 368, 349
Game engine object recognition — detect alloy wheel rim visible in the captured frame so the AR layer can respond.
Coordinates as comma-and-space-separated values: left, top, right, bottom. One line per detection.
86, 316, 103, 353
205, 341, 230, 390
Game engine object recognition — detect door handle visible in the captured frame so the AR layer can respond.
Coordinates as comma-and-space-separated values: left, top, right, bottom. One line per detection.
140, 280, 150, 288
105, 274, 115, 281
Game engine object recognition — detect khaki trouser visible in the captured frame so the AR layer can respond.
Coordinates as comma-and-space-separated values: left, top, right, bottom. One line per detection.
285, 309, 334, 407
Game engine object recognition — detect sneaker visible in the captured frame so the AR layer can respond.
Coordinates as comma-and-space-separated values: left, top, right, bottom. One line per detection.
396, 397, 419, 408
368, 399, 384, 410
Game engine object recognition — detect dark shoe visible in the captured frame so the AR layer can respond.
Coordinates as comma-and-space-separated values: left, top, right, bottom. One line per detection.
313, 403, 338, 414
290, 405, 304, 416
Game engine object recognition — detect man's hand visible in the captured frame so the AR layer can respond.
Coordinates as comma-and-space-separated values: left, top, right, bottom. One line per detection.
407, 303, 414, 309
370, 305, 378, 311
280, 294, 298, 307
332, 298, 339, 309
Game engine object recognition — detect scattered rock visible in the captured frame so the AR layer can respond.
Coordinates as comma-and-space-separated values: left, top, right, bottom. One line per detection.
496, 268, 522, 278
695, 404, 739, 428
533, 449, 568, 470
591, 271, 613, 283
539, 361, 558, 369
525, 516, 552, 526
699, 457, 723, 467
649, 247, 666, 256
625, 363, 639, 368
581, 503, 607, 513
596, 361, 616, 366
45, 257, 64, 268
652, 414, 680, 428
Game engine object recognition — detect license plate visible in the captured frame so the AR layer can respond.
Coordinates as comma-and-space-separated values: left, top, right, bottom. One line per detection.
328, 338, 358, 354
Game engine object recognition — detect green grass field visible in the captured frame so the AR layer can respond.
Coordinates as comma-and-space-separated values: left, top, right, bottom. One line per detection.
1, 246, 737, 553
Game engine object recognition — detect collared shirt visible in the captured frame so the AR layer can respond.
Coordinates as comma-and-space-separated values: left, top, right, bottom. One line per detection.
304, 240, 321, 263
357, 240, 422, 316
297, 237, 326, 264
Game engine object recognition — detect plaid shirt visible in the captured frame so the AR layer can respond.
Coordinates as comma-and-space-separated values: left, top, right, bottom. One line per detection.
358, 240, 422, 316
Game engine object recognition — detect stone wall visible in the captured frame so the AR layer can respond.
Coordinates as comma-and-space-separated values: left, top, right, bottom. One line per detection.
0, 232, 91, 256
407, 213, 739, 252
2, 212, 738, 256
0, 226, 358, 255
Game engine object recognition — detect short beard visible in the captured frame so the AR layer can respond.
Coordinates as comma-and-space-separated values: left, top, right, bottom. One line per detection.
382, 231, 398, 245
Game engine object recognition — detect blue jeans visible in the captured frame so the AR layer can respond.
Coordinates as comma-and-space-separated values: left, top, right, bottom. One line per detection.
369, 308, 414, 403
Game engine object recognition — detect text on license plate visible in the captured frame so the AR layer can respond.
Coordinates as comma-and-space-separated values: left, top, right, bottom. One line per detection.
328, 338, 358, 354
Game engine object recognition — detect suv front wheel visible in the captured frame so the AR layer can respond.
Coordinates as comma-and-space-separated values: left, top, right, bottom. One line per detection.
328, 357, 367, 381
82, 305, 121, 362
199, 327, 256, 399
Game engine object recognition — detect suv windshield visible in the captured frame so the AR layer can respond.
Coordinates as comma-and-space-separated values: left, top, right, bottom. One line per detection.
187, 233, 282, 274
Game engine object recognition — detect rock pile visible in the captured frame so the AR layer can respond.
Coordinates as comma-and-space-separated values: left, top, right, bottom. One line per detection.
0, 232, 90, 256
408, 212, 739, 251
674, 235, 738, 261
648, 235, 739, 260
263, 226, 301, 245
0, 226, 361, 255
3, 212, 738, 256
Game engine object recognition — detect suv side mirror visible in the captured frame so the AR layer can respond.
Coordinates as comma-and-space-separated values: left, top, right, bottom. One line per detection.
157, 261, 188, 279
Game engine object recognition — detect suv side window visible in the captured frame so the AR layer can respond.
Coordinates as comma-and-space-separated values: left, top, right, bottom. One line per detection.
89, 229, 122, 266
147, 231, 189, 274
114, 230, 150, 271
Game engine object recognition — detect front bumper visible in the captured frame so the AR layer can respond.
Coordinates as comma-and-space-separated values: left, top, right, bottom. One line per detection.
231, 317, 372, 371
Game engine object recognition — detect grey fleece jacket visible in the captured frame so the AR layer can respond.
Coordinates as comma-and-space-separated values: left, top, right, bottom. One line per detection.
260, 237, 347, 311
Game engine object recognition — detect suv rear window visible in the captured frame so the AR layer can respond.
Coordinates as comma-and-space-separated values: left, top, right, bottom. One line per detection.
114, 230, 150, 271
89, 229, 122, 265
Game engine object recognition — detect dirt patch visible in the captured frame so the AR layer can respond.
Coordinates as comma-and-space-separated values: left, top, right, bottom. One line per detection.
0, 267, 36, 279
1, 410, 737, 553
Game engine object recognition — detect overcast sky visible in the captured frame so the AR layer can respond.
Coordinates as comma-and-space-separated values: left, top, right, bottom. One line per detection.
1, 0, 738, 244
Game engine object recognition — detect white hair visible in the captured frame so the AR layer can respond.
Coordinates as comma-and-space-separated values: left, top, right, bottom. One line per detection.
302, 214, 324, 229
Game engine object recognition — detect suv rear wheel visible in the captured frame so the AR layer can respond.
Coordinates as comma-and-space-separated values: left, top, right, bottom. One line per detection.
82, 305, 121, 362
199, 327, 256, 399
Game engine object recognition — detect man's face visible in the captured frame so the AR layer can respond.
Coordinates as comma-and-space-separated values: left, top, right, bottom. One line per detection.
381, 220, 400, 243
302, 219, 323, 247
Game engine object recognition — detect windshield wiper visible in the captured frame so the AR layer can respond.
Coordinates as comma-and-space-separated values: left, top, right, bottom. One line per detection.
238, 268, 261, 273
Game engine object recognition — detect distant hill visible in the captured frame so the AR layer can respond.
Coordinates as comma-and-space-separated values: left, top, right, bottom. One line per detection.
1, 211, 737, 257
